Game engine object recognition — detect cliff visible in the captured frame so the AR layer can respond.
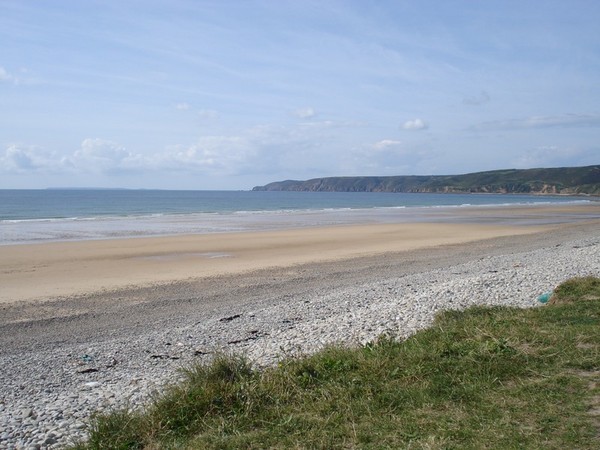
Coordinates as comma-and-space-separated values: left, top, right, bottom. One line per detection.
253, 165, 600, 195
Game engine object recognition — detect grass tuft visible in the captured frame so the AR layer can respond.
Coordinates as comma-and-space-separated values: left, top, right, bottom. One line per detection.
70, 277, 600, 449
550, 276, 600, 304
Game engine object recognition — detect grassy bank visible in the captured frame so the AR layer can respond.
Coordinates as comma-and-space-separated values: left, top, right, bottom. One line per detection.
72, 277, 600, 449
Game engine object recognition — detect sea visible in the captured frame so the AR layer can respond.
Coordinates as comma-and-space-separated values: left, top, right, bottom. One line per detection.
0, 189, 593, 245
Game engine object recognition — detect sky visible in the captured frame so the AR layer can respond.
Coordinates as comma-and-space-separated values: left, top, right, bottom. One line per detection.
1, 0, 599, 190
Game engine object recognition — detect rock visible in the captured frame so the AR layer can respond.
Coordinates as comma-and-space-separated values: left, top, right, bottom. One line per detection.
44, 435, 58, 445
21, 409, 34, 419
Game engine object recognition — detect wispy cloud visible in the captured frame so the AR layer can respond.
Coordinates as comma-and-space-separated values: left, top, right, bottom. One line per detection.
198, 109, 218, 119
470, 114, 600, 131
463, 90, 490, 106
512, 145, 599, 168
158, 136, 251, 174
372, 139, 402, 150
351, 139, 434, 174
0, 67, 19, 84
0, 66, 39, 85
175, 103, 219, 119
292, 107, 316, 119
401, 119, 428, 130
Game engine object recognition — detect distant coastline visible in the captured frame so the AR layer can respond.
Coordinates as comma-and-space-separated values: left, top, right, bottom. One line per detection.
45, 187, 133, 190
253, 165, 600, 196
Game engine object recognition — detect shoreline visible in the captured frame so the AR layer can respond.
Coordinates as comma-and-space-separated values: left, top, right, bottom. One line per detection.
2, 201, 599, 247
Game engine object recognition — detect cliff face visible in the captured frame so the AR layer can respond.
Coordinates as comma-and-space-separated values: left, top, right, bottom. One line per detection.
253, 165, 600, 195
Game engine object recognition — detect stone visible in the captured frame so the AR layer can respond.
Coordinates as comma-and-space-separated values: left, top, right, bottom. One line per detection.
20, 409, 34, 419
44, 435, 58, 445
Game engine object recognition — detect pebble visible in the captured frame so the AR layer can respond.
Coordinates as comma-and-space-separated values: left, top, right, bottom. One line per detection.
0, 235, 598, 449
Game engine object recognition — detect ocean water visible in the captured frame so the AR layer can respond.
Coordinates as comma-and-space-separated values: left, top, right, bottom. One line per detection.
0, 189, 591, 245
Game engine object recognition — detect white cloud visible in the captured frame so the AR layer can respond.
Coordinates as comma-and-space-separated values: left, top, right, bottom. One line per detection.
292, 106, 316, 119
0, 145, 36, 171
0, 67, 18, 84
2, 139, 151, 176
0, 144, 60, 172
175, 102, 191, 110
159, 136, 250, 173
402, 118, 428, 130
0, 127, 316, 178
372, 139, 401, 150
175, 121, 354, 177
76, 138, 129, 161
1, 118, 435, 183
69, 138, 142, 173
471, 114, 600, 131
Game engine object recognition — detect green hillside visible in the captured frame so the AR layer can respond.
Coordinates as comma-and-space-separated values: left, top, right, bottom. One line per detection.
253, 165, 600, 195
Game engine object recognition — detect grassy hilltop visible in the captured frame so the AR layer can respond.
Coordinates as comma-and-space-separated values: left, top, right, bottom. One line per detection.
253, 165, 600, 195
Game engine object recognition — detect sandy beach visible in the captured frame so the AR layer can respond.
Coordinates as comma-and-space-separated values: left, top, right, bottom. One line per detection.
2, 203, 598, 305
0, 202, 599, 448
1, 222, 544, 304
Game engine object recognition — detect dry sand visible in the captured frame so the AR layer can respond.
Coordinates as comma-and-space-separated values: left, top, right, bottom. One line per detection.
1, 222, 544, 304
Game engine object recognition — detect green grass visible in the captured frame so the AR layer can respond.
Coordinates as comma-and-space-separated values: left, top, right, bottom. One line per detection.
70, 276, 600, 449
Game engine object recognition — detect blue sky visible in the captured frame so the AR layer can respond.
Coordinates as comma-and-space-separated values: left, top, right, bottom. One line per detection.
1, 0, 599, 189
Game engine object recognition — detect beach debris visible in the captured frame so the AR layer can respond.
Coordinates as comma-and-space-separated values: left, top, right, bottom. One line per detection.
219, 314, 241, 322
149, 354, 180, 360
80, 354, 94, 363
537, 292, 552, 304
76, 367, 99, 374
74, 353, 99, 373
227, 337, 251, 345
227, 330, 262, 345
